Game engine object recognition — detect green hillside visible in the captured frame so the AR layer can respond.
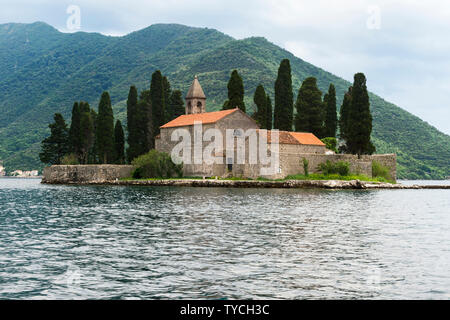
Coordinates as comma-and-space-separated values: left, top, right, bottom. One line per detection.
0, 22, 448, 179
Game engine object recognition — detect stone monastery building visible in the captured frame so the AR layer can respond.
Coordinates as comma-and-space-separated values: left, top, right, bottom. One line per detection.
156, 76, 396, 180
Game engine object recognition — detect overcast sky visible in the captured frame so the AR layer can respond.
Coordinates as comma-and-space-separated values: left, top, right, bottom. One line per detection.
1, 0, 449, 134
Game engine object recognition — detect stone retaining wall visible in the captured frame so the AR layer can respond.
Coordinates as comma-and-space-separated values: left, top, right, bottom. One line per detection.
278, 153, 397, 181
42, 165, 134, 184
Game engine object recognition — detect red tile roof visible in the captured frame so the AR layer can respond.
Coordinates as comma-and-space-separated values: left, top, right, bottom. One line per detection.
262, 130, 325, 146
290, 132, 325, 146
160, 109, 238, 129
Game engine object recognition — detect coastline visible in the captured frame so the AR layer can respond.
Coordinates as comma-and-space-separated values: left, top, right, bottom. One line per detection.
41, 178, 450, 189
0, 176, 42, 179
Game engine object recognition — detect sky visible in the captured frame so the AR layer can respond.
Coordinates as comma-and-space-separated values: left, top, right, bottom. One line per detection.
1, 0, 449, 134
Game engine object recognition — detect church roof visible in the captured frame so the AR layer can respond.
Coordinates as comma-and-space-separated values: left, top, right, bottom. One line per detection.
161, 108, 238, 128
263, 130, 325, 146
186, 76, 206, 99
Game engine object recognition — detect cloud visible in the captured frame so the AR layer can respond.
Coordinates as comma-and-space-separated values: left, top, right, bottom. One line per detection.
0, 0, 449, 134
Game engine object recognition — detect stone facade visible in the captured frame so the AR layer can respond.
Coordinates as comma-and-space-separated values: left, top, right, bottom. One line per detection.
156, 109, 260, 177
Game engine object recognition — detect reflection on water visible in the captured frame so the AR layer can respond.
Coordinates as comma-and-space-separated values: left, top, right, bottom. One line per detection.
0, 178, 449, 299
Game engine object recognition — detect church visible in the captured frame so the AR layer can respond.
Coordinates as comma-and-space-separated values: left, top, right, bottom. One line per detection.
156, 76, 396, 180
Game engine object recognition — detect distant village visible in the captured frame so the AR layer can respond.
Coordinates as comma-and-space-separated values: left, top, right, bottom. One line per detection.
0, 161, 39, 178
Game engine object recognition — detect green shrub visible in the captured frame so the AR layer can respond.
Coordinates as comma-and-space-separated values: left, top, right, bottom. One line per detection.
131, 150, 183, 179
372, 161, 391, 180
321, 137, 338, 153
61, 153, 79, 165
318, 160, 350, 176
302, 158, 309, 176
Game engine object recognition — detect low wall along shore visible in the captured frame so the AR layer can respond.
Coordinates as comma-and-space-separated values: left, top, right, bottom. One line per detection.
42, 165, 134, 184
42, 153, 397, 185
41, 166, 450, 189
278, 153, 397, 181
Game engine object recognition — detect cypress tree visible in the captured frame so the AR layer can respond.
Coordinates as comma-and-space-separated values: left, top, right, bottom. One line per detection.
253, 84, 267, 128
163, 76, 172, 122
79, 110, 94, 164
88, 108, 98, 164
140, 89, 153, 151
339, 86, 352, 144
294, 77, 324, 137
274, 59, 294, 131
68, 102, 82, 159
79, 101, 90, 113
347, 73, 375, 155
266, 95, 273, 130
223, 70, 245, 112
39, 113, 69, 165
169, 90, 185, 120
95, 91, 115, 163
126, 86, 139, 162
323, 84, 337, 138
114, 120, 125, 164
150, 70, 165, 140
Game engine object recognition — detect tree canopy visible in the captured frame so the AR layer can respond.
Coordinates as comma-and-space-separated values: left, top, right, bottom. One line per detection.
274, 59, 294, 131
39, 113, 69, 165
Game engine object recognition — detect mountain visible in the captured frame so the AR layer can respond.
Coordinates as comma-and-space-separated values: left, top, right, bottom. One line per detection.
0, 22, 448, 179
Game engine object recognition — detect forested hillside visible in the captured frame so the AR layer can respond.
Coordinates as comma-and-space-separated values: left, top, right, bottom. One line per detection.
0, 22, 448, 179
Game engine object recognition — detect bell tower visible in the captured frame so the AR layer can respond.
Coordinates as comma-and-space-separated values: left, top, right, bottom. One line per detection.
185, 76, 206, 114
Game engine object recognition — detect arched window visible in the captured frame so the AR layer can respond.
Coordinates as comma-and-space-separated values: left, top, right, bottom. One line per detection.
187, 101, 192, 113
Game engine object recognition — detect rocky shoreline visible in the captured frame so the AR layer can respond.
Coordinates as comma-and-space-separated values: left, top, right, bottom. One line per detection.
42, 178, 450, 189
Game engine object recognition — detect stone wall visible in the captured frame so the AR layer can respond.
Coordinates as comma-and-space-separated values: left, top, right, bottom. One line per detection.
42, 165, 134, 184
276, 153, 397, 181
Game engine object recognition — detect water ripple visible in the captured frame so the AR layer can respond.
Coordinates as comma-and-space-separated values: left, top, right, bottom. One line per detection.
0, 178, 449, 299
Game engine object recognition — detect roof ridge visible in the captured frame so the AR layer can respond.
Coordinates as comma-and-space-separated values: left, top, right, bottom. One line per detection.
160, 108, 238, 128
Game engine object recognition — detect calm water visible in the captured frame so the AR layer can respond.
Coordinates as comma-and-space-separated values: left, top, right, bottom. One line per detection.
0, 178, 449, 300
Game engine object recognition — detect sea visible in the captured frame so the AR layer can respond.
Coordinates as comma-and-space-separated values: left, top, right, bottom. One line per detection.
0, 178, 449, 299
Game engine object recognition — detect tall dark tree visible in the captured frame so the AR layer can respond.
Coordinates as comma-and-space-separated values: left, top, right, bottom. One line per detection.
162, 76, 172, 122
39, 113, 69, 165
252, 84, 267, 129
222, 70, 245, 112
339, 86, 352, 144
79, 101, 90, 113
169, 90, 185, 120
68, 102, 82, 158
140, 89, 153, 151
323, 84, 337, 138
126, 86, 140, 162
88, 108, 98, 164
150, 70, 166, 140
95, 91, 115, 163
79, 110, 95, 164
346, 73, 375, 155
274, 59, 294, 131
114, 120, 125, 164
266, 95, 273, 130
294, 77, 324, 137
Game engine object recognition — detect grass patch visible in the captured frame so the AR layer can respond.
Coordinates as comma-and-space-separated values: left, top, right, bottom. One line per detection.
285, 173, 394, 183
120, 174, 395, 184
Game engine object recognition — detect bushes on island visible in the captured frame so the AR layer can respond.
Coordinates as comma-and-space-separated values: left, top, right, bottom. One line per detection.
131, 150, 183, 179
61, 153, 79, 165
302, 158, 309, 176
372, 161, 391, 181
318, 160, 350, 176
321, 137, 338, 153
